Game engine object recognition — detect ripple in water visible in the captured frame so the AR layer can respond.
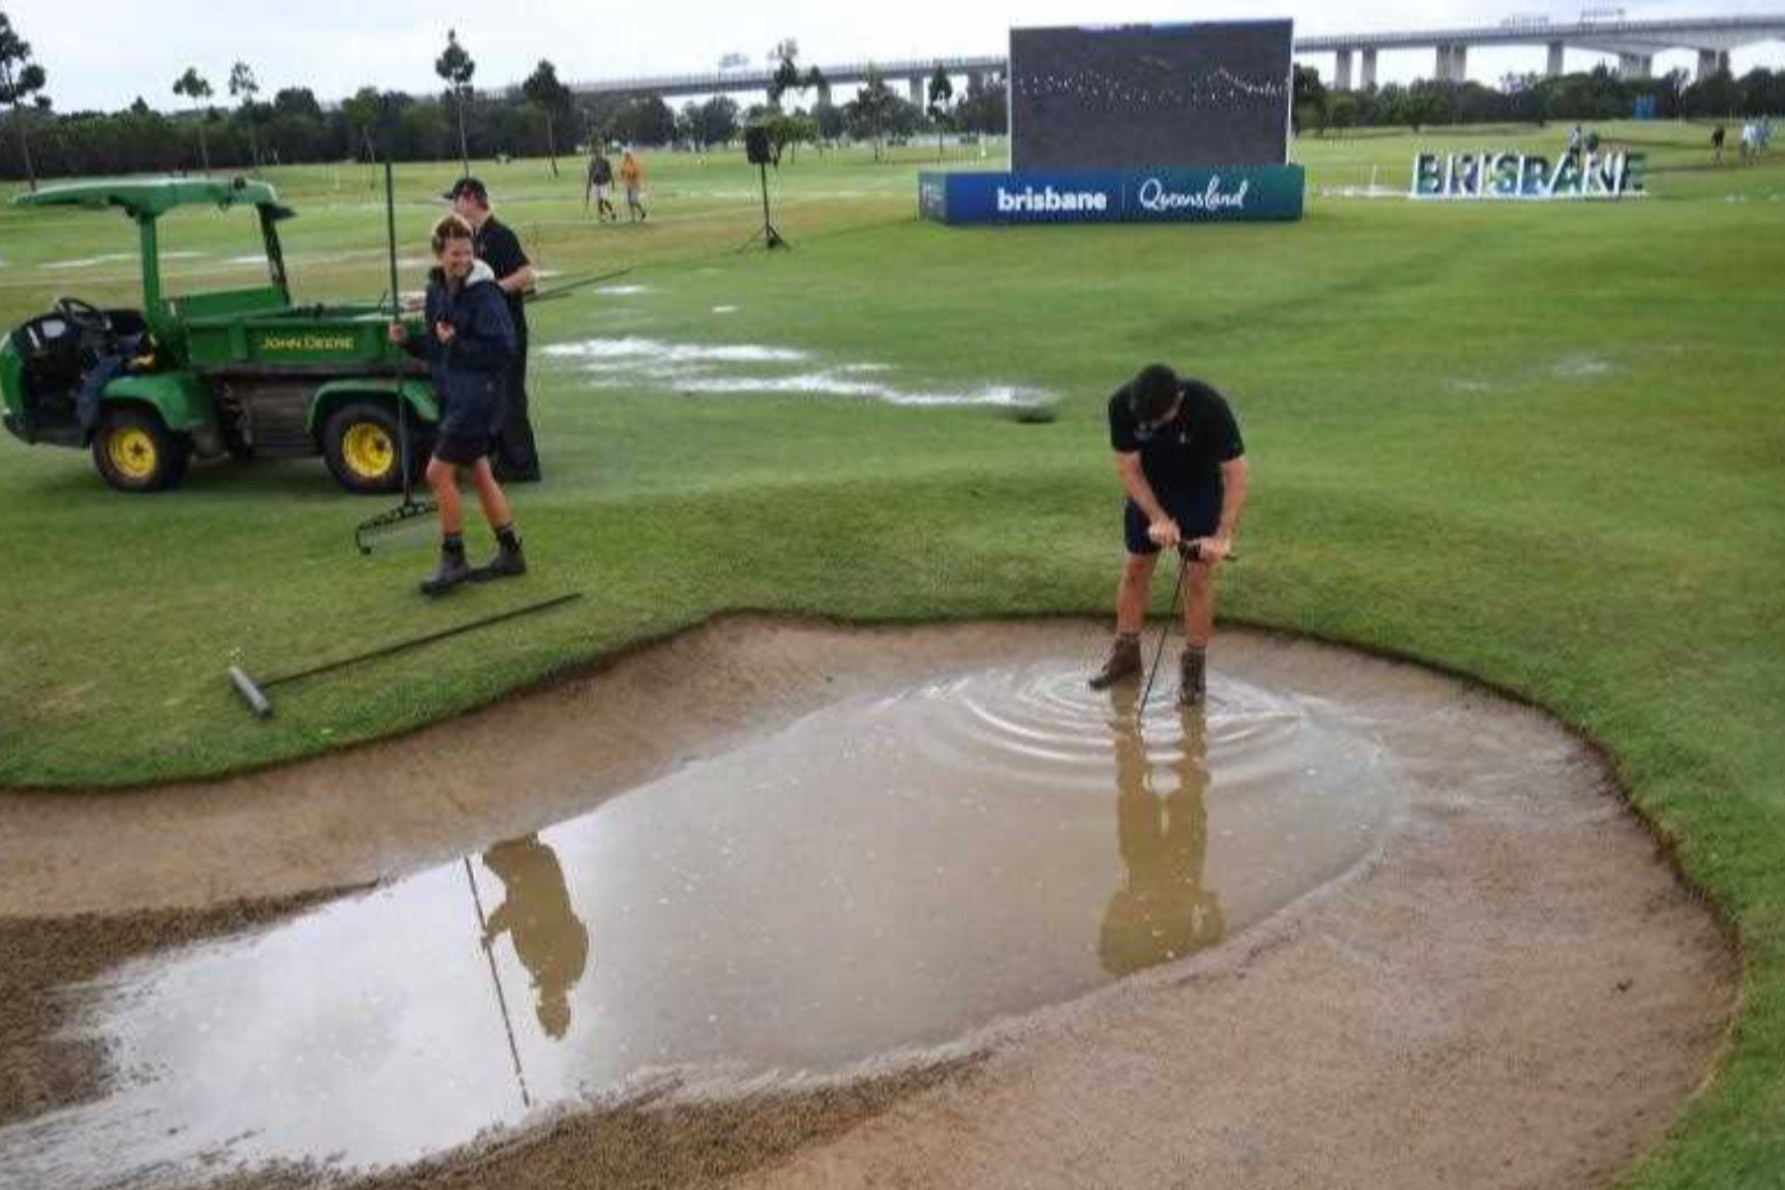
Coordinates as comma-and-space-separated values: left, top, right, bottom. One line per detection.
1, 660, 1404, 1187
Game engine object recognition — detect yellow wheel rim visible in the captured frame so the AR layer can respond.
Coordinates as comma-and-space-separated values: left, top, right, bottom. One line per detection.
343, 423, 395, 480
107, 427, 158, 481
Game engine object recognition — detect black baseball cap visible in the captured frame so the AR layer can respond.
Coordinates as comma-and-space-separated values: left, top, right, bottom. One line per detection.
442, 176, 490, 204
1129, 363, 1181, 422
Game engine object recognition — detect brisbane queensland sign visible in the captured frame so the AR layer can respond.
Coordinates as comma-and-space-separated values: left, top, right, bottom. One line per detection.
919, 167, 1307, 225
1411, 151, 1649, 201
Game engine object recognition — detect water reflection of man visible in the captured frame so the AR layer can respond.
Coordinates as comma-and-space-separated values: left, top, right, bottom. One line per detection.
1099, 688, 1226, 976
481, 834, 590, 1039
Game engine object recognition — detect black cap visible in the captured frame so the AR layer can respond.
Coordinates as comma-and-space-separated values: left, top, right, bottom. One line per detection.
442, 176, 489, 204
1129, 363, 1181, 421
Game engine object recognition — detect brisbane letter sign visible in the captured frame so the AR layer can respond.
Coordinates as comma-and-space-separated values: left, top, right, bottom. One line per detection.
1410, 151, 1648, 201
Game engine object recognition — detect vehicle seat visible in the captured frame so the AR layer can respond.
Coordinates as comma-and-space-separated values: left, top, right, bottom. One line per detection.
11, 314, 86, 409
11, 309, 151, 429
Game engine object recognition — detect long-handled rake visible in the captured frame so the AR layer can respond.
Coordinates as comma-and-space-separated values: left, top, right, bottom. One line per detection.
354, 155, 437, 556
227, 592, 583, 719
465, 857, 533, 1110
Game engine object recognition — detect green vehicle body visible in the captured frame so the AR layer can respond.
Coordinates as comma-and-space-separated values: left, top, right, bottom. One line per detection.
1, 176, 437, 493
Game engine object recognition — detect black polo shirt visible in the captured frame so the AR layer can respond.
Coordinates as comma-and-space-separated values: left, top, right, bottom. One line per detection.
1107, 379, 1244, 497
473, 215, 530, 341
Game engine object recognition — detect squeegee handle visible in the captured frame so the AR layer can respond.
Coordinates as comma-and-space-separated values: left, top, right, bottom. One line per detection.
263, 592, 584, 692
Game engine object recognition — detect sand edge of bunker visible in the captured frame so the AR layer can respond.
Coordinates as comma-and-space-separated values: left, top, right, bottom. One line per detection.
0, 617, 1741, 1190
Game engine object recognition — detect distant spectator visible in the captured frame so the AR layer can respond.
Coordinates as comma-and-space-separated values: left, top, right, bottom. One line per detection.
1566, 124, 1583, 162
1712, 124, 1726, 165
620, 149, 648, 222
585, 148, 617, 222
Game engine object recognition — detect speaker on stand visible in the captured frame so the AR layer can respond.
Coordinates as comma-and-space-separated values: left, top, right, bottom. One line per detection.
743, 126, 788, 251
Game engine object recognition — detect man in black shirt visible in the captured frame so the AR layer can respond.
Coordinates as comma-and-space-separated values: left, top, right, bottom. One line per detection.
1089, 363, 1248, 707
445, 177, 542, 482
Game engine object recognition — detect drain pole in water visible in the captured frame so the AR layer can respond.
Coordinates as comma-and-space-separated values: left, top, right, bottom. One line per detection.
465, 857, 534, 1109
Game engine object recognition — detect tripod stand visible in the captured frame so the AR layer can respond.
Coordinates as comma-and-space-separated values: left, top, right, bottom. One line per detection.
745, 158, 788, 251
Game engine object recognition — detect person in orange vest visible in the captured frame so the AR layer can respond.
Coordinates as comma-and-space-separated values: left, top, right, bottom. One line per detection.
619, 149, 648, 222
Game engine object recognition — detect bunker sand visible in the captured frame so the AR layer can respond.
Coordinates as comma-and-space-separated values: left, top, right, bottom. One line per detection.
0, 620, 1736, 1190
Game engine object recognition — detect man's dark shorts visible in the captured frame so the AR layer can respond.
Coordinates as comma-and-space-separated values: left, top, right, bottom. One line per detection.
433, 372, 506, 467
1124, 485, 1222, 557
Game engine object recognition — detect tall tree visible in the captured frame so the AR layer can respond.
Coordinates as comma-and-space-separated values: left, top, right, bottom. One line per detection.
926, 65, 954, 160
435, 28, 475, 175
342, 86, 381, 161
1292, 64, 1328, 136
768, 39, 801, 108
521, 59, 572, 176
850, 64, 895, 161
172, 67, 213, 173
0, 11, 46, 190
698, 95, 740, 148
228, 61, 261, 166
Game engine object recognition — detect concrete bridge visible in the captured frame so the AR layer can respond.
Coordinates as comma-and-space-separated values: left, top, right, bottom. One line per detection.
565, 14, 1785, 105
569, 55, 1006, 110
1299, 14, 1785, 88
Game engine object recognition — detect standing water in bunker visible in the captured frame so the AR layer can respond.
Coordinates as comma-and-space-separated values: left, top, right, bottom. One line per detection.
0, 661, 1404, 1187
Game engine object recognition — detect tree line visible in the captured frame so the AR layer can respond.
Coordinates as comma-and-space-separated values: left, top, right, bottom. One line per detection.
1293, 62, 1785, 134
0, 20, 1010, 185
5, 7, 1778, 186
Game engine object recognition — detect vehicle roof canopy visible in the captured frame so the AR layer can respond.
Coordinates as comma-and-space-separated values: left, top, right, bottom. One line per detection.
11, 176, 293, 220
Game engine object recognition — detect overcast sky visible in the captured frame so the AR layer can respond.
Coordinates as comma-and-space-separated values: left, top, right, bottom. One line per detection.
9, 0, 1783, 112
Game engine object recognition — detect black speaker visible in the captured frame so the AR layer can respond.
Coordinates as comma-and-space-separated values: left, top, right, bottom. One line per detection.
744, 126, 773, 166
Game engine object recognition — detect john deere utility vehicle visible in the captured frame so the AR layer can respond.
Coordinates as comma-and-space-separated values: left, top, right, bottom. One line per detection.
1, 176, 435, 493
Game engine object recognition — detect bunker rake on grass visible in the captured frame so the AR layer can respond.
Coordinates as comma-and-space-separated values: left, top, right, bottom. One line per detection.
227, 592, 582, 718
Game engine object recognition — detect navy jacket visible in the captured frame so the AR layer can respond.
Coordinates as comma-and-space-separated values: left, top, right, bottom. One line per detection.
402, 260, 516, 425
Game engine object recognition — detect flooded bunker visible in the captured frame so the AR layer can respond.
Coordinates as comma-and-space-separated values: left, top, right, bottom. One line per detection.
0, 621, 1736, 1190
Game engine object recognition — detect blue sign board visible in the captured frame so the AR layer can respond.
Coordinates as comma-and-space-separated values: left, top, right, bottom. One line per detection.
919, 166, 1305, 225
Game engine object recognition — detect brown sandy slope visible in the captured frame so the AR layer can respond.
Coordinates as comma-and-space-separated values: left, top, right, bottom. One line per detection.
0, 621, 1737, 1190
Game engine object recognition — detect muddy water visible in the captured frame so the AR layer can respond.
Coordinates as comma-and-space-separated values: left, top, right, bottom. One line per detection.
1, 662, 1401, 1188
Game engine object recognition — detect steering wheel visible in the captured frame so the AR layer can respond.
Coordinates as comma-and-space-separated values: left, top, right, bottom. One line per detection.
54, 297, 111, 336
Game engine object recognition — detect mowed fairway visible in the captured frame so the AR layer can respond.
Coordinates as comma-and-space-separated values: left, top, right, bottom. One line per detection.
1, 125, 1782, 1184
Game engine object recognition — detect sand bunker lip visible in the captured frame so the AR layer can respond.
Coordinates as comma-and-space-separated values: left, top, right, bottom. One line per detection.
0, 619, 1737, 1190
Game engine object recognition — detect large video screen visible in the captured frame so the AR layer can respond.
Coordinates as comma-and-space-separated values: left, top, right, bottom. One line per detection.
1010, 21, 1294, 171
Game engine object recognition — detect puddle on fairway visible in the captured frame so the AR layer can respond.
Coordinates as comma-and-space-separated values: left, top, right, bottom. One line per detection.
546, 337, 809, 365
1, 660, 1402, 1187
1553, 355, 1615, 378
544, 336, 1054, 409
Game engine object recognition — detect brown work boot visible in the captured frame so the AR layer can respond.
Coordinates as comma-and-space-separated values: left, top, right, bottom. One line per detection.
1089, 633, 1144, 690
1177, 646, 1207, 709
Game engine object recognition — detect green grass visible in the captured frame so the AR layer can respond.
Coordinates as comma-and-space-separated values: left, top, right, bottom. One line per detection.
2, 124, 1783, 1186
